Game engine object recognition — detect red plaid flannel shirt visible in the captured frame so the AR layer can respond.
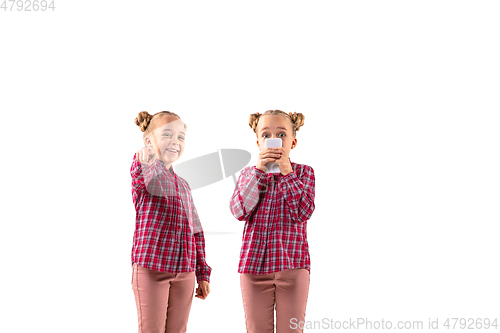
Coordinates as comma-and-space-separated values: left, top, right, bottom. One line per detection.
230, 160, 315, 274
130, 154, 211, 282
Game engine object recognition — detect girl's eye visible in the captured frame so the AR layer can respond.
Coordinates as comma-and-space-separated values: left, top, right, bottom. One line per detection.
262, 133, 270, 138
163, 133, 172, 137
278, 133, 286, 137
179, 136, 185, 141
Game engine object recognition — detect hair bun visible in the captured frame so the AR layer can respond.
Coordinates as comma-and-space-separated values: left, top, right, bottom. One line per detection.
289, 112, 305, 131
249, 112, 261, 133
135, 111, 154, 132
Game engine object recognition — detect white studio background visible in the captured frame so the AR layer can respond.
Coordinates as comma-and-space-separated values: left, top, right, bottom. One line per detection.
1, 1, 499, 332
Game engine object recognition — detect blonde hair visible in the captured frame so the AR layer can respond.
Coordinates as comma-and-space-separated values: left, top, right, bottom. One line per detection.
134, 111, 187, 138
249, 110, 305, 137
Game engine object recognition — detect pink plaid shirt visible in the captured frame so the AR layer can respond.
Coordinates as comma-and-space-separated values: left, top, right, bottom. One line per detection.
230, 160, 315, 274
130, 154, 211, 282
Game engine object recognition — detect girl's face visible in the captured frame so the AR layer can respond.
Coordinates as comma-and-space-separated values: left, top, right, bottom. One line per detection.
145, 115, 186, 168
256, 115, 297, 155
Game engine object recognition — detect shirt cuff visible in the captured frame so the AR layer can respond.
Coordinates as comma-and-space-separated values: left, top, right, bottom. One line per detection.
253, 166, 265, 175
280, 168, 297, 180
196, 270, 211, 283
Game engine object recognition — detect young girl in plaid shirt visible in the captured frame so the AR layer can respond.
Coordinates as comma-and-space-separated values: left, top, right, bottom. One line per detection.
230, 110, 315, 333
131, 111, 211, 333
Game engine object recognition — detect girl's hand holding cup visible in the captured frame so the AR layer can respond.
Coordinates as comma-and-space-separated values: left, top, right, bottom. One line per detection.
256, 147, 293, 175
256, 147, 282, 173
274, 147, 293, 176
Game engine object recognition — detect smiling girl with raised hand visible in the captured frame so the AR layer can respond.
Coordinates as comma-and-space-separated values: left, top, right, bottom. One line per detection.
230, 110, 316, 333
130, 111, 211, 333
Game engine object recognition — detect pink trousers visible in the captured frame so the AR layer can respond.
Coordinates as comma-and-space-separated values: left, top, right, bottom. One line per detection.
240, 268, 310, 333
131, 263, 195, 333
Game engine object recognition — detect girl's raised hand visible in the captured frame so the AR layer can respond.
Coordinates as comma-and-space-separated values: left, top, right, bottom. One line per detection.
256, 147, 282, 172
136, 146, 157, 165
